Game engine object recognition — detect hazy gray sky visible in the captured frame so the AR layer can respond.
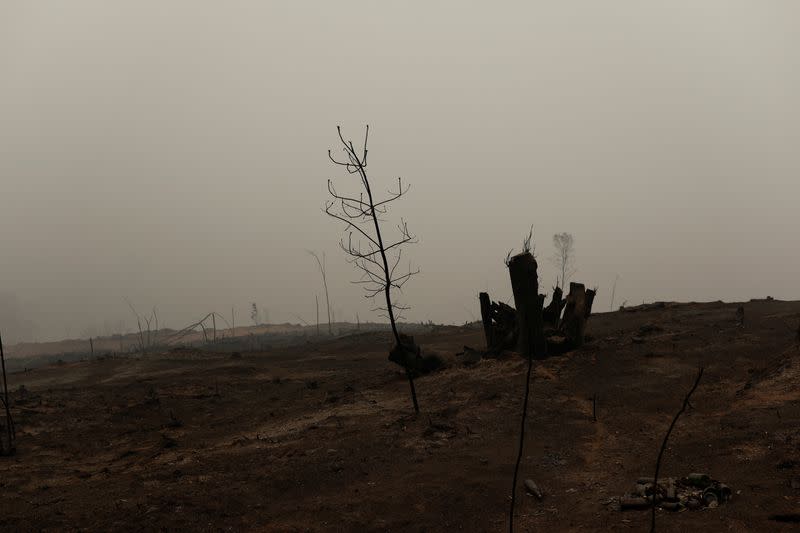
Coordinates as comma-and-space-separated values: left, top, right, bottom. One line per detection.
2, 1, 799, 342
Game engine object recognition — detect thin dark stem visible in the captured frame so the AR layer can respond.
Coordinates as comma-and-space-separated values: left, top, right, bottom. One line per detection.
308, 251, 332, 335
405, 367, 419, 413
651, 366, 704, 533
0, 332, 14, 454
357, 156, 419, 413
509, 298, 535, 532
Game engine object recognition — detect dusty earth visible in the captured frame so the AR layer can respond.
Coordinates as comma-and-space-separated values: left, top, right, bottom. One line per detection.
1, 299, 799, 532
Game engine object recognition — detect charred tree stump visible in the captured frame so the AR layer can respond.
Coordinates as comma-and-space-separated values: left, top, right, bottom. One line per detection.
0, 332, 15, 455
585, 288, 597, 318
561, 282, 588, 348
491, 301, 518, 352
543, 286, 565, 326
507, 252, 546, 358
479, 292, 493, 350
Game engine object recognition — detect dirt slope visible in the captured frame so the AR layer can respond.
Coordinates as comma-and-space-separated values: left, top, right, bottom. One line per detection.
1, 300, 799, 532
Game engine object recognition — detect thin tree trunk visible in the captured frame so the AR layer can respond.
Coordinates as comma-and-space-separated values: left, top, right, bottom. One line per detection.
310, 253, 333, 335
651, 367, 704, 533
323, 260, 332, 335
508, 259, 540, 532
358, 158, 419, 414
153, 308, 159, 346
0, 333, 14, 454
137, 319, 146, 355
610, 275, 619, 312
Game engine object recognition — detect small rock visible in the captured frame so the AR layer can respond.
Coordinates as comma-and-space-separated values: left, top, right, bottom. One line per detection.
660, 501, 681, 511
459, 346, 483, 366
524, 479, 544, 500
620, 497, 650, 510
687, 473, 711, 487
686, 498, 702, 510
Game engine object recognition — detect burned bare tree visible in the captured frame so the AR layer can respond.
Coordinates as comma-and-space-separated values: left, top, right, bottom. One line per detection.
0, 332, 15, 455
307, 251, 333, 335
315, 294, 320, 336
124, 298, 159, 355
325, 125, 421, 413
551, 232, 576, 289
250, 302, 259, 326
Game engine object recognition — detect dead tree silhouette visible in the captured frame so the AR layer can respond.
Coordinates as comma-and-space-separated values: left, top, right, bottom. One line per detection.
325, 125, 421, 413
124, 298, 159, 354
307, 251, 333, 335
0, 332, 15, 455
551, 232, 576, 290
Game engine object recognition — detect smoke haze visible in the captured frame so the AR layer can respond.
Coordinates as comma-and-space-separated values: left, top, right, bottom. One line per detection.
2, 1, 799, 342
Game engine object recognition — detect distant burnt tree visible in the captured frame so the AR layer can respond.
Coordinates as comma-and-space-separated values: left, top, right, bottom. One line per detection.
551, 232, 576, 289
325, 125, 422, 413
0, 332, 15, 455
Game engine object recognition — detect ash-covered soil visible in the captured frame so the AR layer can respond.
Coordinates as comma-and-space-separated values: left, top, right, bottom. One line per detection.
1, 299, 799, 532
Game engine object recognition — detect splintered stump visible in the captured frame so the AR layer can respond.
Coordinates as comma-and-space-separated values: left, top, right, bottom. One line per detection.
507, 252, 546, 358
562, 282, 588, 348
585, 288, 597, 318
0, 333, 14, 456
479, 292, 493, 350
491, 301, 518, 352
543, 286, 565, 326
477, 292, 517, 353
